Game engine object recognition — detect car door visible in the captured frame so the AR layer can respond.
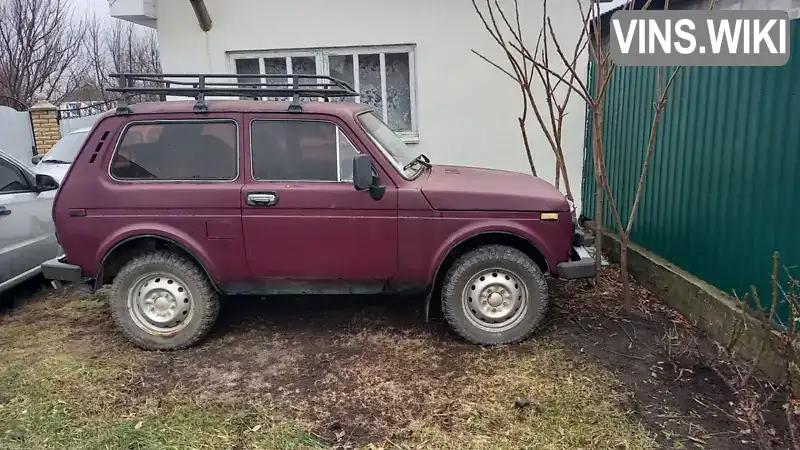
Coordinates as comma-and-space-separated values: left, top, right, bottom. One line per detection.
242, 113, 399, 286
0, 153, 57, 285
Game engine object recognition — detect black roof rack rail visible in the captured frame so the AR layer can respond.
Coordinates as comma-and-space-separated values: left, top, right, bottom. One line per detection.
106, 73, 359, 114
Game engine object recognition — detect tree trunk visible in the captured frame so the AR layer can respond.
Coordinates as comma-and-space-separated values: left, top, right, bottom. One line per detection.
594, 174, 603, 285
620, 238, 631, 312
592, 113, 604, 285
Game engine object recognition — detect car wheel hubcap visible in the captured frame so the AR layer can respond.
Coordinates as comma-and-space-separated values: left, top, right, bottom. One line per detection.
128, 273, 193, 335
462, 268, 528, 332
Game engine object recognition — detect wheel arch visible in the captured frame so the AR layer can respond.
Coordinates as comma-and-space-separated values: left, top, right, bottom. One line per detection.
95, 234, 221, 293
425, 231, 549, 320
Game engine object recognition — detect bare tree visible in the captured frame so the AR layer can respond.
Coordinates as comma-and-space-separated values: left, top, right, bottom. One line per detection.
473, 0, 715, 309
0, 0, 86, 105
82, 15, 162, 102
471, 0, 584, 212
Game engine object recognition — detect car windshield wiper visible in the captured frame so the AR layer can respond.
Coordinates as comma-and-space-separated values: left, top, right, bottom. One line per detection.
40, 159, 71, 164
403, 153, 432, 172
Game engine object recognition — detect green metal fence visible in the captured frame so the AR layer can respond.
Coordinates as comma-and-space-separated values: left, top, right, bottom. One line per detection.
582, 20, 800, 325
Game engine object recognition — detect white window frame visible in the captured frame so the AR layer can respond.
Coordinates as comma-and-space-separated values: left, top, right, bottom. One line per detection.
228, 44, 419, 143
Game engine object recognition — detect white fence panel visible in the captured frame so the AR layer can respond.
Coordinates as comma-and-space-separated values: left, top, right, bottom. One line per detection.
0, 105, 35, 169
59, 113, 103, 136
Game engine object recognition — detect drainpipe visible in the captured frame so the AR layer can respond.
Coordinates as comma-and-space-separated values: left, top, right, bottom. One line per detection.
189, 0, 213, 32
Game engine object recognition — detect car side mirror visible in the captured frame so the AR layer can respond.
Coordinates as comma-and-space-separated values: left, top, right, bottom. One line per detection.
31, 155, 43, 165
353, 154, 374, 191
352, 154, 385, 200
35, 174, 59, 192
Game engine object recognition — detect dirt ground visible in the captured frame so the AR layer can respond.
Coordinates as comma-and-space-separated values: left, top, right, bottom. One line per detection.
0, 269, 791, 449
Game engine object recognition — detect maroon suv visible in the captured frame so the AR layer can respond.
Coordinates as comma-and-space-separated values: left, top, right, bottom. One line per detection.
41, 73, 594, 351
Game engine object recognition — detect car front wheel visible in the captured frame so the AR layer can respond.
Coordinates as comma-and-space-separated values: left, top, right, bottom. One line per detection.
109, 251, 220, 350
441, 245, 549, 345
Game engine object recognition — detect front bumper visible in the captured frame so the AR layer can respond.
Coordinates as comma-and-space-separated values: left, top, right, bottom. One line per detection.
557, 246, 596, 279
41, 256, 83, 282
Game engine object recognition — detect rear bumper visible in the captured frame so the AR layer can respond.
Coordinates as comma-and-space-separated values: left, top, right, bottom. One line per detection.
557, 246, 596, 279
41, 256, 83, 282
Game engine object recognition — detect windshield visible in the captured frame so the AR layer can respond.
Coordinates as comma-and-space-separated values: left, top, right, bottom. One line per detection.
356, 112, 420, 179
41, 130, 89, 164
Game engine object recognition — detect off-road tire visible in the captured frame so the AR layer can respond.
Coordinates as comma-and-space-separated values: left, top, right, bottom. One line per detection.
441, 245, 548, 345
109, 251, 219, 351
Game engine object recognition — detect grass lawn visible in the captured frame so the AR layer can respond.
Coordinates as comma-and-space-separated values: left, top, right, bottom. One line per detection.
0, 283, 662, 449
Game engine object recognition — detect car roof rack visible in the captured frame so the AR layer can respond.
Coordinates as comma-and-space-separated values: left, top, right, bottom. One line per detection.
106, 73, 359, 114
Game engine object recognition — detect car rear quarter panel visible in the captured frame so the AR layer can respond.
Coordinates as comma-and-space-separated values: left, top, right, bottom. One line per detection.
52, 114, 248, 285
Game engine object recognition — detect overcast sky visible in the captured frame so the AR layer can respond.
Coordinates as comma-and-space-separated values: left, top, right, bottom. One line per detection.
603, 0, 630, 11
72, 0, 111, 20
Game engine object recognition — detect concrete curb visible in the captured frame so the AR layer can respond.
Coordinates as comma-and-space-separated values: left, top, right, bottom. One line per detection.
586, 222, 792, 386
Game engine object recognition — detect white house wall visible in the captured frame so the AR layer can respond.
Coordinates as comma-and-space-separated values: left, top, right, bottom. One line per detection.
155, 0, 588, 212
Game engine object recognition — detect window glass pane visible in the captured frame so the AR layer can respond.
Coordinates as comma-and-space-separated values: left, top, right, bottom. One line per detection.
358, 54, 383, 115
291, 56, 318, 102
338, 128, 359, 181
357, 111, 416, 178
251, 120, 338, 181
328, 55, 355, 102
385, 53, 412, 132
291, 56, 317, 78
111, 122, 238, 181
0, 160, 29, 193
235, 58, 259, 80
41, 130, 89, 164
264, 57, 289, 101
235, 58, 261, 99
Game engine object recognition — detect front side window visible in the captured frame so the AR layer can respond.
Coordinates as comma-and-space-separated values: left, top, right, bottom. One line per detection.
250, 120, 359, 182
0, 158, 31, 193
232, 45, 417, 138
110, 121, 238, 181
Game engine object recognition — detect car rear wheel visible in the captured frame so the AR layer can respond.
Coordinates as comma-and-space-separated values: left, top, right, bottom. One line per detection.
441, 245, 548, 345
109, 251, 219, 350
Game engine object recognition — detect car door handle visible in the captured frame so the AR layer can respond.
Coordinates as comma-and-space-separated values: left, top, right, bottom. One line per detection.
0, 207, 10, 217
245, 191, 279, 207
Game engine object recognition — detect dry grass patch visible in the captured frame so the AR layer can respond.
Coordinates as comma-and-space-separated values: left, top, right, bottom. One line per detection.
0, 288, 660, 449
0, 295, 321, 450
407, 343, 658, 450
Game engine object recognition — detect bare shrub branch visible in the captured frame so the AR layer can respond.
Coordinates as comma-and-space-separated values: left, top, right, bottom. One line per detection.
679, 253, 799, 449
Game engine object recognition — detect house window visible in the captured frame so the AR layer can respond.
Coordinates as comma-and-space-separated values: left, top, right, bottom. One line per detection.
231, 45, 417, 141
250, 119, 360, 182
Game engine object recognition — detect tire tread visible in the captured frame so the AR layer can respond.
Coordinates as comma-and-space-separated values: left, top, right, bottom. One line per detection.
441, 244, 548, 345
109, 251, 219, 351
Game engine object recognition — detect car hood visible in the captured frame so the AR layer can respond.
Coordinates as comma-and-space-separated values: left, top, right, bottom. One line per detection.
419, 165, 569, 212
34, 163, 71, 184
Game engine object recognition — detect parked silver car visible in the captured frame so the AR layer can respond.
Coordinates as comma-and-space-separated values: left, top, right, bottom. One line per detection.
0, 128, 88, 293
31, 127, 91, 183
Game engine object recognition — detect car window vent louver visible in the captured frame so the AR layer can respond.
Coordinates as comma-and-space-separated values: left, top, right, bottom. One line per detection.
87, 131, 110, 164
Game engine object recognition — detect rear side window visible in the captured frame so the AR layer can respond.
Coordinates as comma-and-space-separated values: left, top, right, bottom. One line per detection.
110, 121, 238, 181
250, 120, 359, 182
